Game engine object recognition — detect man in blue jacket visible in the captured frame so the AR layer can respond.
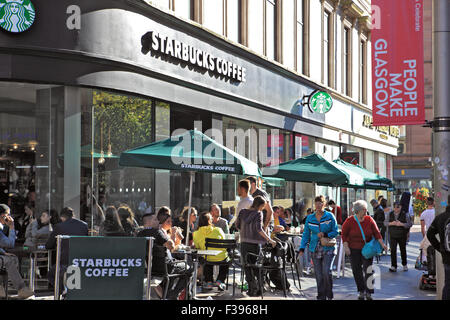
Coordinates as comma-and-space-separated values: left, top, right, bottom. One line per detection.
0, 204, 35, 299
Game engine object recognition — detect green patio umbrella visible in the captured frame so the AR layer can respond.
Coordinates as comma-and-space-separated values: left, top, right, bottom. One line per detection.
263, 177, 285, 187
120, 130, 261, 245
262, 153, 350, 186
332, 159, 395, 191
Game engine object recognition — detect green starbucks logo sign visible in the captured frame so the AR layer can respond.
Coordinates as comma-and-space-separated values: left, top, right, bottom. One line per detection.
308, 90, 333, 114
0, 0, 35, 33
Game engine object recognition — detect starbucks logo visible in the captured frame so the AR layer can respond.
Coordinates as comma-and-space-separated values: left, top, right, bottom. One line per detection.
309, 91, 333, 114
0, 0, 35, 33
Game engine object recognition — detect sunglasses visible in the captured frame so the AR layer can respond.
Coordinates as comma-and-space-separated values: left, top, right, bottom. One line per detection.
394, 206, 401, 209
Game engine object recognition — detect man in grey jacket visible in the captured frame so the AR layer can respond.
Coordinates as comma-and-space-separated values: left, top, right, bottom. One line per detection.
0, 204, 35, 299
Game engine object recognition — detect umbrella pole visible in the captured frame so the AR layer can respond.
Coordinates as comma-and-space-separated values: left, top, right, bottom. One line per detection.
186, 171, 194, 247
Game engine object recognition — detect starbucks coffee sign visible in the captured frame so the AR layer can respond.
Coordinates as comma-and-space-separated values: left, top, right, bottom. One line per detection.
141, 31, 247, 83
0, 0, 35, 33
307, 90, 333, 114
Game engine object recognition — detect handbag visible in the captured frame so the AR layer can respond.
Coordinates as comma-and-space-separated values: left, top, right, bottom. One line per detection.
319, 220, 336, 247
354, 216, 382, 259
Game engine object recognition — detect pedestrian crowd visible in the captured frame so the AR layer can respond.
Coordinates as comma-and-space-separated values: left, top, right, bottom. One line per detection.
1, 179, 449, 301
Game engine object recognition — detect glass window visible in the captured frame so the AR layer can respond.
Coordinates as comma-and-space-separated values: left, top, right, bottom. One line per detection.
265, 0, 276, 60
226, 0, 240, 43
282, 0, 295, 69
343, 26, 350, 96
247, 0, 264, 55
203, 0, 224, 35
174, 0, 192, 20
323, 11, 330, 87
296, 0, 304, 74
359, 39, 367, 104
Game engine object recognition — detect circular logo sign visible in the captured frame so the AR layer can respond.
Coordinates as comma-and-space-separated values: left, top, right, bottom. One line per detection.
309, 91, 333, 114
0, 0, 35, 33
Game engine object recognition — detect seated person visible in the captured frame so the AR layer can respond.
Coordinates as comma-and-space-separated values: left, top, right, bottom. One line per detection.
271, 206, 289, 240
173, 207, 197, 245
46, 207, 89, 293
99, 206, 127, 237
139, 206, 192, 300
193, 213, 229, 291
24, 210, 51, 247
0, 204, 34, 299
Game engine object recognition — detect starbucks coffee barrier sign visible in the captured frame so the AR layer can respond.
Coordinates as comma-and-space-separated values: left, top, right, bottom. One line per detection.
304, 90, 333, 114
66, 237, 147, 300
0, 0, 35, 33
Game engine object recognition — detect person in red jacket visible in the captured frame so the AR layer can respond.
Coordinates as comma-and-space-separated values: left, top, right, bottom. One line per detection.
328, 200, 342, 225
342, 200, 387, 300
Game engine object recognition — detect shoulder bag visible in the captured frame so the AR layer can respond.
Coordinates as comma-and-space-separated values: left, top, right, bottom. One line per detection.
319, 217, 337, 247
354, 216, 382, 259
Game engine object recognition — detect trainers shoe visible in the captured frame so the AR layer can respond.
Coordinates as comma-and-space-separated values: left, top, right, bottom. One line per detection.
0, 286, 5, 298
389, 266, 397, 272
215, 281, 226, 291
17, 287, 34, 299
358, 291, 365, 300
403, 265, 408, 272
304, 267, 312, 275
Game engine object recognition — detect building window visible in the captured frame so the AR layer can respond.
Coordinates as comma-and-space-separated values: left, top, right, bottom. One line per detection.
173, 0, 193, 20
265, 0, 277, 61
152, 0, 170, 10
295, 0, 305, 74
225, 0, 241, 43
323, 10, 331, 87
203, 0, 224, 35
359, 36, 367, 104
247, 0, 264, 55
342, 25, 351, 96
282, 0, 295, 69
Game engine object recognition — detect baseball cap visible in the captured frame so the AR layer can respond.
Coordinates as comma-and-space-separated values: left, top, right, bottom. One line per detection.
0, 204, 10, 215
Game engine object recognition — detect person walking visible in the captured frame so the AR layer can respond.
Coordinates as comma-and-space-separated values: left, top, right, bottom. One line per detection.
426, 198, 450, 300
236, 196, 276, 297
342, 200, 388, 300
420, 197, 435, 264
298, 195, 338, 300
371, 199, 386, 242
388, 201, 412, 272
229, 179, 253, 229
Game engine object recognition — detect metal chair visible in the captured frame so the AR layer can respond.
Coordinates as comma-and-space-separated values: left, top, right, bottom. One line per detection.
245, 241, 289, 299
204, 238, 237, 296
285, 238, 302, 291
149, 244, 190, 300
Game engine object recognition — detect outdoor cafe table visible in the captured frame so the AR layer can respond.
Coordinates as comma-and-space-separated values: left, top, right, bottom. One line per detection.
6, 245, 52, 291
173, 249, 222, 299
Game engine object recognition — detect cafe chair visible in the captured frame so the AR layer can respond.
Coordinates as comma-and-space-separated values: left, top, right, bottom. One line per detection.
29, 247, 52, 292
149, 244, 190, 300
204, 238, 237, 296
0, 257, 9, 300
245, 240, 289, 299
285, 239, 302, 291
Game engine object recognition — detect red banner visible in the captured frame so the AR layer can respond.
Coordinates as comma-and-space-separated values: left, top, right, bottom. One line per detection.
371, 0, 425, 126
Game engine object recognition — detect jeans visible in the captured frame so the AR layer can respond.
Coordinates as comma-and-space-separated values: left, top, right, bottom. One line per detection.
241, 242, 261, 292
204, 263, 229, 283
443, 264, 450, 301
301, 244, 312, 269
390, 236, 407, 268
350, 248, 374, 294
312, 251, 335, 300
0, 254, 26, 290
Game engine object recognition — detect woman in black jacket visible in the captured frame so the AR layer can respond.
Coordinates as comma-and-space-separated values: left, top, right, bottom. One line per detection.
388, 201, 412, 272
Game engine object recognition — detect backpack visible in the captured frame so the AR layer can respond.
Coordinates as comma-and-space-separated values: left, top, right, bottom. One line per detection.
444, 217, 450, 253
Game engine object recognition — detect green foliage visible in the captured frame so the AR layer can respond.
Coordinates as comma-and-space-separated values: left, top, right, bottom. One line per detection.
93, 91, 153, 154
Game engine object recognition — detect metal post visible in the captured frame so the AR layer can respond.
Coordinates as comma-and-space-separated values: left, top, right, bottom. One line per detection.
185, 171, 194, 246
145, 237, 154, 300
54, 235, 63, 300
432, 0, 450, 300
